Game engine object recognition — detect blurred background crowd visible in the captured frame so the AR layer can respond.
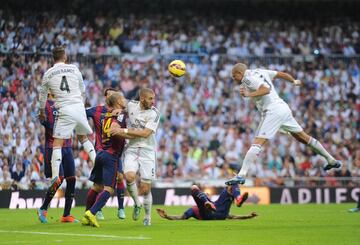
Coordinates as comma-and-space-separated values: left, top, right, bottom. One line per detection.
0, 0, 359, 190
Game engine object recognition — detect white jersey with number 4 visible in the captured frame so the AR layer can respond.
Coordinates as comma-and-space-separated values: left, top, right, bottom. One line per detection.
39, 62, 85, 109
126, 100, 160, 150
241, 69, 285, 112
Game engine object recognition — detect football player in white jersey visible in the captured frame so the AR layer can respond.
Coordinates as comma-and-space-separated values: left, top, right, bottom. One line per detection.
38, 46, 96, 185
226, 63, 341, 185
111, 88, 160, 226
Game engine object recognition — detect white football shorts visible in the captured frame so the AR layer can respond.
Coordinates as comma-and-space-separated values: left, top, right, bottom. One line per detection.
123, 147, 156, 181
256, 103, 303, 139
53, 103, 93, 139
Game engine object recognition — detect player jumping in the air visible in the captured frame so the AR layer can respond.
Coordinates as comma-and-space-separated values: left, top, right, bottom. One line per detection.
156, 184, 257, 220
226, 63, 341, 186
38, 46, 96, 186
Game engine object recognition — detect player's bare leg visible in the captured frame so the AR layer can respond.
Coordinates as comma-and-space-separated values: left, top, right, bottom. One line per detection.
116, 172, 126, 219
290, 131, 341, 170
226, 137, 267, 185
51, 138, 65, 184
78, 135, 96, 163
139, 180, 152, 226
124, 171, 142, 220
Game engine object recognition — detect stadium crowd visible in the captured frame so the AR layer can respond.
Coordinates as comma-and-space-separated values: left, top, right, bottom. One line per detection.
0, 10, 359, 56
0, 8, 359, 190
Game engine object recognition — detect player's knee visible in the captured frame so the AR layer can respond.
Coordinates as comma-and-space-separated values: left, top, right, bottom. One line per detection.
139, 181, 151, 195
125, 172, 136, 183
117, 172, 124, 183
77, 135, 87, 143
291, 131, 308, 144
93, 183, 104, 193
104, 186, 114, 195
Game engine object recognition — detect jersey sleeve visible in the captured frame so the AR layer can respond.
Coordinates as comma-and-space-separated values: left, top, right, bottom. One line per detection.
86, 106, 97, 119
145, 109, 160, 132
244, 75, 265, 91
264, 69, 278, 80
75, 67, 86, 102
183, 208, 195, 219
38, 74, 49, 109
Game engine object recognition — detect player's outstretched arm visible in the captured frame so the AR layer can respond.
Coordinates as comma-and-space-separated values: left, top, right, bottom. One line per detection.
240, 85, 270, 97
227, 212, 258, 220
274, 72, 301, 86
110, 122, 135, 139
156, 208, 186, 220
115, 127, 153, 138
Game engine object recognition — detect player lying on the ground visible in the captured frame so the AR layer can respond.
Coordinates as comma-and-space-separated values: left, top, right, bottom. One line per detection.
156, 184, 257, 220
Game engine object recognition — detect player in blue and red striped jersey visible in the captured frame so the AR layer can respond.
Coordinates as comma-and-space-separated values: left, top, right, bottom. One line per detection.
37, 94, 77, 223
156, 184, 257, 221
82, 92, 132, 228
85, 88, 127, 220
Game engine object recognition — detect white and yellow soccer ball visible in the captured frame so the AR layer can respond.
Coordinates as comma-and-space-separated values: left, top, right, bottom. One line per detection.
168, 60, 186, 77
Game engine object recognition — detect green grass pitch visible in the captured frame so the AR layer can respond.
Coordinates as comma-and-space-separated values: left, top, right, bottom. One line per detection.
0, 204, 359, 245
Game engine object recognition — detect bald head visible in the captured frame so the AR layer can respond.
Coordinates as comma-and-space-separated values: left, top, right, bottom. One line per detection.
231, 63, 248, 83
139, 88, 155, 110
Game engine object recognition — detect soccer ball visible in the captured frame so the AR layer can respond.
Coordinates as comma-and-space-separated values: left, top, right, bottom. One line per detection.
168, 60, 186, 77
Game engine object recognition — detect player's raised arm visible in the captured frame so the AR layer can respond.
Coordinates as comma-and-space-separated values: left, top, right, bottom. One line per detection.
274, 71, 302, 86
156, 208, 186, 220
76, 67, 86, 103
38, 75, 49, 121
227, 212, 258, 220
240, 85, 270, 98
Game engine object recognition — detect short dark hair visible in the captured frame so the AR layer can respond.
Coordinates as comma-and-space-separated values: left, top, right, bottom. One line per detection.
52, 46, 65, 62
104, 87, 117, 97
139, 88, 155, 99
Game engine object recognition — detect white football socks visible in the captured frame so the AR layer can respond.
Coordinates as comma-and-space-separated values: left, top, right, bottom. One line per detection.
82, 139, 96, 163
127, 182, 141, 207
238, 144, 262, 177
51, 148, 62, 178
308, 137, 336, 164
143, 191, 152, 219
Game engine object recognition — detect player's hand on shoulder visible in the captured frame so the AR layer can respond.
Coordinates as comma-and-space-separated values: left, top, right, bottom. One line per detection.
293, 80, 302, 86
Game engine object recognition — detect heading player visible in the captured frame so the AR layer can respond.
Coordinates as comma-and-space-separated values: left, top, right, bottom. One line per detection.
156, 184, 256, 221
38, 46, 96, 185
226, 63, 342, 186
112, 88, 160, 226
85, 88, 126, 220
37, 94, 77, 223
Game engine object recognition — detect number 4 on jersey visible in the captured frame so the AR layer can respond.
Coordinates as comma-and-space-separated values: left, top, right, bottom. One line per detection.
60, 76, 70, 93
